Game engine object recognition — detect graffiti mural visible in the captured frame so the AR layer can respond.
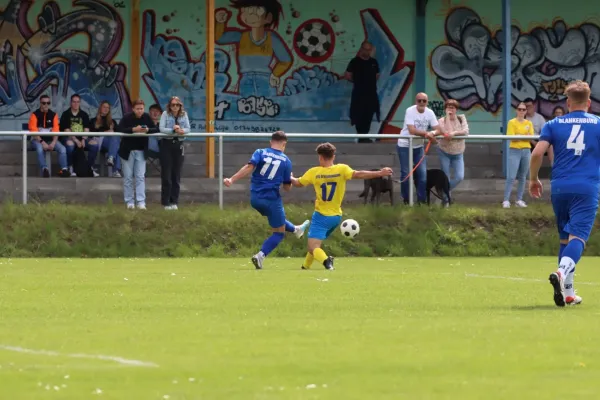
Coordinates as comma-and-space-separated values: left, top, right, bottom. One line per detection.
141, 2, 414, 134
430, 7, 600, 118
0, 0, 131, 120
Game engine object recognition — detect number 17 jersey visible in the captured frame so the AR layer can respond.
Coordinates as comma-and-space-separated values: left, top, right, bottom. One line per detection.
298, 164, 355, 216
249, 148, 292, 199
539, 111, 600, 197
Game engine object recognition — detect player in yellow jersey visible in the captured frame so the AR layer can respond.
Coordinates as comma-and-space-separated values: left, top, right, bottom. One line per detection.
291, 143, 393, 270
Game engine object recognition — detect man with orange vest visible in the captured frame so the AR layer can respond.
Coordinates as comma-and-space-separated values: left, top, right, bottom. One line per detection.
28, 95, 69, 177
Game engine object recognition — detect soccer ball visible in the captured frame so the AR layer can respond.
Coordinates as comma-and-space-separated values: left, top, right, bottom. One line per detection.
294, 20, 334, 62
340, 219, 360, 238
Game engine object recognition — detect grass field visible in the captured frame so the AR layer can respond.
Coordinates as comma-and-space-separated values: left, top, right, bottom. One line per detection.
2, 257, 600, 399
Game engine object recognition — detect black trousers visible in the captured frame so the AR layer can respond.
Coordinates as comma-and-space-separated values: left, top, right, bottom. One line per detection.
159, 139, 184, 206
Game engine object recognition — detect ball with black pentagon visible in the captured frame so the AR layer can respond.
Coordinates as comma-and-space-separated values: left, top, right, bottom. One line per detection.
340, 218, 360, 238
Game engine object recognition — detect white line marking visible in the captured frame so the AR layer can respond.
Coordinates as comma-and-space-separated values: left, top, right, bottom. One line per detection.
465, 273, 599, 286
0, 345, 158, 367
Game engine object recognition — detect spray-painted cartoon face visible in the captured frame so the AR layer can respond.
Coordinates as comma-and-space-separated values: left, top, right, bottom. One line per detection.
240, 6, 272, 28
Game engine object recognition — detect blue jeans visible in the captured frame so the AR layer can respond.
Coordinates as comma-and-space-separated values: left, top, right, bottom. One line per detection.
30, 140, 67, 172
121, 150, 146, 205
438, 148, 465, 203
101, 136, 121, 170
66, 140, 99, 168
504, 148, 531, 201
239, 72, 276, 97
397, 146, 427, 203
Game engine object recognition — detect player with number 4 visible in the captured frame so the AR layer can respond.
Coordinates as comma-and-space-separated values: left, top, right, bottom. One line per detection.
291, 142, 393, 270
530, 80, 600, 307
224, 131, 310, 270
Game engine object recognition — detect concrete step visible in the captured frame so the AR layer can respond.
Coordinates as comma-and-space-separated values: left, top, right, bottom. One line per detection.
1, 177, 552, 205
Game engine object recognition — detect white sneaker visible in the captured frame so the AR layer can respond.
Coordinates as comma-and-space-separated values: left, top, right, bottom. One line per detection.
92, 169, 100, 178
112, 170, 121, 178
566, 294, 583, 305
515, 200, 527, 208
294, 220, 310, 239
164, 205, 173, 210
171, 204, 178, 210
137, 203, 146, 210
69, 166, 77, 177
502, 201, 510, 208
127, 203, 135, 210
251, 253, 264, 269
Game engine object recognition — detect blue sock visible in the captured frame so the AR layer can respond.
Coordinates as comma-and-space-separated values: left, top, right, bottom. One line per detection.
260, 232, 285, 256
559, 239, 585, 276
285, 220, 296, 233
558, 243, 567, 265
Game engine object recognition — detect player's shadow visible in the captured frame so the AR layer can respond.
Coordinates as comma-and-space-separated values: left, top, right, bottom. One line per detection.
506, 304, 564, 311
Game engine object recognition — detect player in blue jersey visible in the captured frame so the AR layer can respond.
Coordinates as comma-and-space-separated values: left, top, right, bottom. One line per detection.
224, 131, 310, 269
529, 80, 600, 307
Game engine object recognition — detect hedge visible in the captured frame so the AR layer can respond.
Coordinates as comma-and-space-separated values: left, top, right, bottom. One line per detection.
0, 201, 596, 257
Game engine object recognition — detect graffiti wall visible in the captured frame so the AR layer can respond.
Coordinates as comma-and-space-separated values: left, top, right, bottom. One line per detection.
427, 0, 600, 134
140, 0, 416, 135
0, 0, 132, 132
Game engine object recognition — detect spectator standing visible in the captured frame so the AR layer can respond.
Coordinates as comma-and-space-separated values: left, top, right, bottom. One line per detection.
28, 95, 69, 177
525, 98, 554, 164
92, 101, 121, 177
60, 94, 98, 177
503, 102, 534, 208
148, 104, 163, 155
117, 99, 159, 210
159, 96, 190, 210
397, 93, 440, 204
552, 106, 565, 118
437, 99, 469, 205
345, 41, 380, 143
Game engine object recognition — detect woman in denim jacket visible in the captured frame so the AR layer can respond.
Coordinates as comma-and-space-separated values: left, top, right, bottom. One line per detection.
159, 96, 190, 210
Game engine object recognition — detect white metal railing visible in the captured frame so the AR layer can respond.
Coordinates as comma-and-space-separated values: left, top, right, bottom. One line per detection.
0, 131, 540, 208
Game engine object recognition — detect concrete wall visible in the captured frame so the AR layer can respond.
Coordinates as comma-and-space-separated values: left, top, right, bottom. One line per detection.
0, 0, 598, 137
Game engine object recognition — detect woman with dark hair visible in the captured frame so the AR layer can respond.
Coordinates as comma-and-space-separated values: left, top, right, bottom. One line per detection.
91, 101, 121, 177
552, 106, 566, 118
159, 96, 190, 210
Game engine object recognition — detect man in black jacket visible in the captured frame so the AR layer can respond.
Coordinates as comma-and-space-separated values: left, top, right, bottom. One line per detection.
117, 99, 159, 210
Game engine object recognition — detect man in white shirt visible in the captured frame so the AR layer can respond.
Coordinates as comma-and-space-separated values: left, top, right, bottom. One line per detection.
397, 93, 440, 204
525, 98, 554, 163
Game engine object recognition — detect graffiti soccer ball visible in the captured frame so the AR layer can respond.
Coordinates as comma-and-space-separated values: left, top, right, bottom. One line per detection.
340, 219, 360, 238
295, 20, 334, 62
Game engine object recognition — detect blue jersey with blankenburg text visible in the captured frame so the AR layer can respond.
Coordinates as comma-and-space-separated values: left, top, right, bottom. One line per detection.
539, 111, 600, 197
248, 148, 292, 199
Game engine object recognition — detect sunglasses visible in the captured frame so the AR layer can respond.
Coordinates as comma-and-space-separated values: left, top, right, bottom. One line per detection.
417, 99, 428, 104
517, 108, 526, 111
41, 102, 51, 105
171, 103, 181, 107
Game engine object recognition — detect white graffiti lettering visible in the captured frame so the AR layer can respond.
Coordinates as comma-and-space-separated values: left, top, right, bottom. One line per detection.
237, 96, 280, 118
431, 8, 600, 117
215, 101, 230, 120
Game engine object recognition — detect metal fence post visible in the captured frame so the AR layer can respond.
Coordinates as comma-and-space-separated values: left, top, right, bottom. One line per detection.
218, 134, 224, 210
408, 137, 414, 206
21, 133, 27, 204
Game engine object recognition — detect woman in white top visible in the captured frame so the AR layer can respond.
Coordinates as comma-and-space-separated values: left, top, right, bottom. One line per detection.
437, 99, 469, 205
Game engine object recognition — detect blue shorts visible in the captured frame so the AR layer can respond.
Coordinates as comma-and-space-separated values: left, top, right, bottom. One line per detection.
251, 197, 285, 228
551, 193, 599, 241
308, 211, 342, 240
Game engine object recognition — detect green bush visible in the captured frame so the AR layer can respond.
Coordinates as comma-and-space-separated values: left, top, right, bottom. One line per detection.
0, 201, 597, 257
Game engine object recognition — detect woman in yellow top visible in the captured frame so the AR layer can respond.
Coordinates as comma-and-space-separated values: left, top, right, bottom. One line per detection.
503, 102, 535, 208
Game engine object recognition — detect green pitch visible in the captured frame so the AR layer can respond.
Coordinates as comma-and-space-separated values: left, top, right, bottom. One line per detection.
1, 258, 600, 399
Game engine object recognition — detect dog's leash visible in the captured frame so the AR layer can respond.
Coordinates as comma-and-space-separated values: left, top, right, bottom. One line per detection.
400, 140, 432, 183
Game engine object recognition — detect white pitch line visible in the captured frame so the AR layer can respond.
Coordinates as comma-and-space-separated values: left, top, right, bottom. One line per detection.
465, 273, 600, 286
0, 345, 158, 368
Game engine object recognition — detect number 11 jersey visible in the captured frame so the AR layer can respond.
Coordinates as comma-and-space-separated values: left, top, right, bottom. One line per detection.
540, 111, 600, 197
298, 164, 355, 216
249, 148, 292, 200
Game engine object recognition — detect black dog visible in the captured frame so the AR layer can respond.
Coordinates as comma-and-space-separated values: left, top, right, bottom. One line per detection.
359, 169, 394, 205
426, 169, 451, 206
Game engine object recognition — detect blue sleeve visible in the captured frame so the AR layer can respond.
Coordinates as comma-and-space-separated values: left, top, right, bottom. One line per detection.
539, 120, 553, 144
282, 159, 292, 184
216, 30, 242, 45
249, 149, 262, 165
271, 33, 292, 63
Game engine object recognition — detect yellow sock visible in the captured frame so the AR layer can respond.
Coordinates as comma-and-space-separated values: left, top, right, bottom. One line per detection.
302, 252, 314, 269
313, 248, 328, 264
